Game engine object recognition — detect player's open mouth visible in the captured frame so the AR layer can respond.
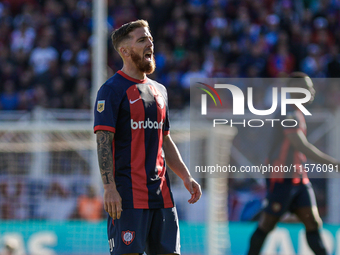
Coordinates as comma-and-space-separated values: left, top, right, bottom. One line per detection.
144, 52, 152, 61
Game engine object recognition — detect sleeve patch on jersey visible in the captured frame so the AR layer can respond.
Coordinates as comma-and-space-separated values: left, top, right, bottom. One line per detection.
97, 100, 105, 113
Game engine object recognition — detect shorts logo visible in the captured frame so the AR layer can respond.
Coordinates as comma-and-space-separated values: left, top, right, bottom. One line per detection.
272, 202, 282, 212
97, 100, 105, 113
121, 230, 135, 245
156, 95, 164, 109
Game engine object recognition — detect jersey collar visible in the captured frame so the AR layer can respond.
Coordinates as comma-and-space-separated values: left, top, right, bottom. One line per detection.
117, 70, 148, 84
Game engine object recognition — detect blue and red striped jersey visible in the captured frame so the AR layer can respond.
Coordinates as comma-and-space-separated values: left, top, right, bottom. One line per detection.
267, 106, 309, 185
94, 70, 174, 209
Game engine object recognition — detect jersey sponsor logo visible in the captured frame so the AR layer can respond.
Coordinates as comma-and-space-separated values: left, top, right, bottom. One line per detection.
131, 118, 163, 130
121, 230, 135, 245
129, 98, 142, 104
155, 95, 164, 109
97, 100, 105, 113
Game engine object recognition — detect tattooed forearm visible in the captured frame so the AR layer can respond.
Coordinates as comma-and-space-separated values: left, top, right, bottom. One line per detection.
96, 131, 115, 185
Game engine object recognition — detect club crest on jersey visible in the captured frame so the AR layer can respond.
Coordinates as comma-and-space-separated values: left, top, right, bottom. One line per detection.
121, 230, 135, 245
156, 95, 164, 109
97, 100, 105, 113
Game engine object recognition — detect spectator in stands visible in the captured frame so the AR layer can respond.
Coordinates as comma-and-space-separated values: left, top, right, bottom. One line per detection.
181, 63, 207, 89
77, 185, 104, 222
49, 77, 65, 108
327, 45, 340, 77
267, 43, 295, 77
300, 44, 325, 77
10, 19, 36, 54
29, 37, 58, 75
40, 181, 76, 220
0, 181, 27, 220
238, 44, 267, 77
0, 80, 19, 110
74, 77, 90, 109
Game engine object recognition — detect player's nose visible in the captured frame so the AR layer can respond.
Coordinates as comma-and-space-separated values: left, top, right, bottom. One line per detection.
146, 38, 153, 47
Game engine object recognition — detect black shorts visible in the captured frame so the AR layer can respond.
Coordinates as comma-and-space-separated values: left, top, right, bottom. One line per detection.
263, 179, 316, 217
107, 207, 180, 255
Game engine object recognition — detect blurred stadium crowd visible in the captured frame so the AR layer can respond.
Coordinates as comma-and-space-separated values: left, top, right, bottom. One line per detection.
0, 0, 340, 111
0, 177, 105, 221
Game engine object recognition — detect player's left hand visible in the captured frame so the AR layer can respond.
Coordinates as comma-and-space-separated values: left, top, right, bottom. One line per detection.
183, 176, 202, 204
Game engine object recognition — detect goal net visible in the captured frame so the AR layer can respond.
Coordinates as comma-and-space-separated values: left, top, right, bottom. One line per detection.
0, 109, 236, 255
0, 116, 104, 255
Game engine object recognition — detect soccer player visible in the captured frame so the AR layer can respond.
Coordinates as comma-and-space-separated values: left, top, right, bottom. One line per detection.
94, 20, 202, 255
247, 72, 339, 255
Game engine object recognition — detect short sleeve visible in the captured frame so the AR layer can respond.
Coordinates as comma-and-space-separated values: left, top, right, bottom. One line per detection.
94, 85, 122, 133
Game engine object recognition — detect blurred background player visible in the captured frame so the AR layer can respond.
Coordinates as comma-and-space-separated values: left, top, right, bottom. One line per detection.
94, 20, 202, 255
247, 72, 340, 255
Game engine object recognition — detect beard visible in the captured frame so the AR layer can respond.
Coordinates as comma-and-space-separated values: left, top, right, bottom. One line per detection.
130, 49, 156, 75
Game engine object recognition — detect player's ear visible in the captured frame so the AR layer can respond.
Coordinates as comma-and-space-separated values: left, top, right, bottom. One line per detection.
119, 46, 130, 57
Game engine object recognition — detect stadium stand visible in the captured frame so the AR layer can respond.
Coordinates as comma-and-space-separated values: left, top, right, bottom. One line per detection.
0, 0, 339, 111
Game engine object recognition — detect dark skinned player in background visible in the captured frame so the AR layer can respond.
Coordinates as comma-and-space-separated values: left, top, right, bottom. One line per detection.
247, 72, 340, 255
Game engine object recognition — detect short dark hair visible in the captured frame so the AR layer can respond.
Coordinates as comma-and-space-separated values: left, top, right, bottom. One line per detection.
111, 20, 150, 52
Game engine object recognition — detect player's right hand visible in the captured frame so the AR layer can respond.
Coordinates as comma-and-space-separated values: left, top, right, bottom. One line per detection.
103, 187, 122, 220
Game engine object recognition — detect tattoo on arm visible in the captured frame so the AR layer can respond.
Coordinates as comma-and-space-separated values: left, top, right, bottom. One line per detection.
96, 131, 114, 185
